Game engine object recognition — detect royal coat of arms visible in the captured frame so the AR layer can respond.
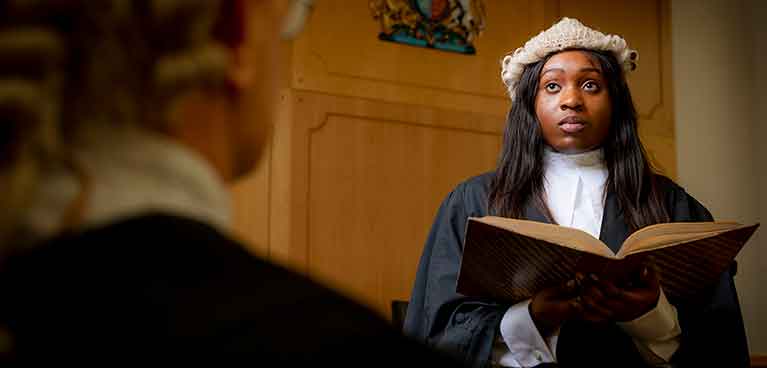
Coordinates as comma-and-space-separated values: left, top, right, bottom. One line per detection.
369, 0, 487, 54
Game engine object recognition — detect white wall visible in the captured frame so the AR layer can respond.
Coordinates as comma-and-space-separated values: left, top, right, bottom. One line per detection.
673, 0, 766, 355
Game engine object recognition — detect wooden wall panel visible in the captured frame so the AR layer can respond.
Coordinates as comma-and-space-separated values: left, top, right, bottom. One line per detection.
291, 0, 555, 116
308, 116, 500, 316
266, 91, 502, 317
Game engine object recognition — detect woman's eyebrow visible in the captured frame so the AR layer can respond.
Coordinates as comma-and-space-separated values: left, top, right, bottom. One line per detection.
541, 67, 602, 77
579, 67, 602, 74
541, 67, 563, 76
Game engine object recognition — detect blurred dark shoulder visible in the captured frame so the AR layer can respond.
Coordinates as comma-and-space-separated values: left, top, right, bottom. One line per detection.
0, 214, 463, 366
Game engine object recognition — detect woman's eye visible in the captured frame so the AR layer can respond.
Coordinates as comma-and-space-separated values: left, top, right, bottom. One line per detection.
583, 81, 600, 92
545, 82, 560, 92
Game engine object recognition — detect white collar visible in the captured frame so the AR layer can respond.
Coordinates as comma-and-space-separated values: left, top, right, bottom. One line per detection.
543, 146, 608, 238
21, 125, 231, 241
544, 146, 605, 169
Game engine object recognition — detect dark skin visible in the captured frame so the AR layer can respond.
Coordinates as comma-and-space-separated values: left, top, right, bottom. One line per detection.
529, 50, 661, 336
535, 50, 612, 154
531, 268, 661, 336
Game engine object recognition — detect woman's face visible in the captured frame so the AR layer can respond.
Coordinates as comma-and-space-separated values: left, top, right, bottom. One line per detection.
534, 50, 612, 154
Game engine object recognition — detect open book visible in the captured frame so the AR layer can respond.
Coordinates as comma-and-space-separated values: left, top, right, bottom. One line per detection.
455, 216, 759, 304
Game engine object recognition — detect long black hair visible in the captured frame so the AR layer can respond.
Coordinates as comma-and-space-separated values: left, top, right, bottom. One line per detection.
488, 49, 669, 232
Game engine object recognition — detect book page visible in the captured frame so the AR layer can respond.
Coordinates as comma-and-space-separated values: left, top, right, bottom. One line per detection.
620, 224, 758, 301
473, 216, 616, 258
618, 221, 742, 257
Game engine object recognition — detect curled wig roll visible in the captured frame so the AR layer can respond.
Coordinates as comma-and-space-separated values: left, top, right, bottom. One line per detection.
0, 0, 235, 246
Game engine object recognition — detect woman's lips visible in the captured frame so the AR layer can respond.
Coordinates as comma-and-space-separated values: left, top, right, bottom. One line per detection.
559, 116, 587, 134
560, 122, 586, 133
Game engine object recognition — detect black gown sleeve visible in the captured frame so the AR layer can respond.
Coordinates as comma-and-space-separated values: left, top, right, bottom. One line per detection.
403, 176, 505, 368
666, 184, 751, 367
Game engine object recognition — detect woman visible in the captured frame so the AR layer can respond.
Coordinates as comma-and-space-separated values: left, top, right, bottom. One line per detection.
404, 18, 749, 367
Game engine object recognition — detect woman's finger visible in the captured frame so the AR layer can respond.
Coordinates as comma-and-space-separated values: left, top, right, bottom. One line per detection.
593, 275, 623, 299
580, 292, 614, 322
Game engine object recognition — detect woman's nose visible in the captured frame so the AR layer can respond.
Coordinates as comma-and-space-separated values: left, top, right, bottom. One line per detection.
560, 87, 584, 111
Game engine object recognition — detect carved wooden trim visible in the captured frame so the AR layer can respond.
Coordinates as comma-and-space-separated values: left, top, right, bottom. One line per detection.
284, 91, 502, 274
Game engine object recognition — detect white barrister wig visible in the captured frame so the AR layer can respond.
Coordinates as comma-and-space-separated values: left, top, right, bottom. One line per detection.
500, 17, 638, 101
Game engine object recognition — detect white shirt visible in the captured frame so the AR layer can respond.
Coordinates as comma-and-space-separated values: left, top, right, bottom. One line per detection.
493, 147, 681, 367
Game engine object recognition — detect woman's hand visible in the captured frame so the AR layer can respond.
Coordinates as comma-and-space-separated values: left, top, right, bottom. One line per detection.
529, 279, 582, 337
579, 266, 661, 323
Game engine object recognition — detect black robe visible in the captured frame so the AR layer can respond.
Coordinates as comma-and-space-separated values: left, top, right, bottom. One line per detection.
0, 214, 462, 366
403, 172, 749, 367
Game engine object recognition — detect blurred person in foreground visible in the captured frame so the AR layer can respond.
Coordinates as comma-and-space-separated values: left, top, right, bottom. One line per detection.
0, 0, 461, 365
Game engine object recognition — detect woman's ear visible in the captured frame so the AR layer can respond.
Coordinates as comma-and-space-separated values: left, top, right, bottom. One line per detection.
213, 0, 253, 91
226, 42, 255, 91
